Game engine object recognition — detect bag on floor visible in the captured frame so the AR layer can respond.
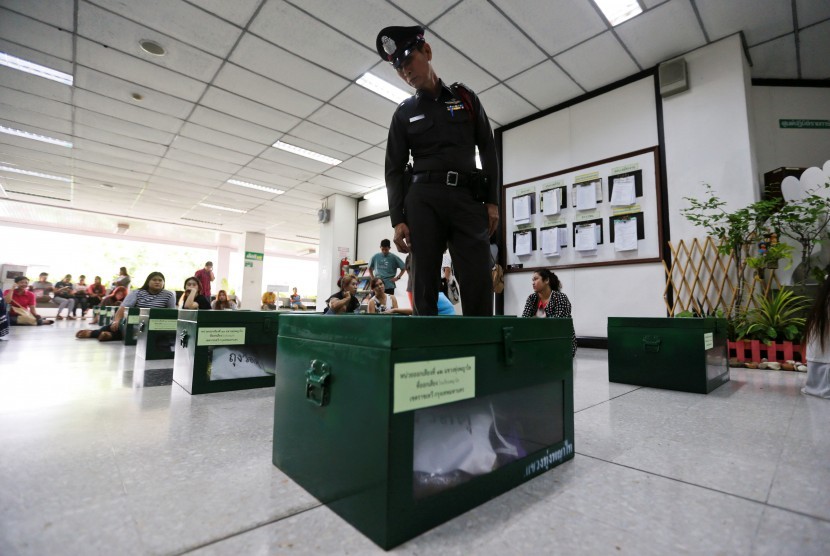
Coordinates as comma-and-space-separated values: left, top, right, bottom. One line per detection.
12, 306, 37, 326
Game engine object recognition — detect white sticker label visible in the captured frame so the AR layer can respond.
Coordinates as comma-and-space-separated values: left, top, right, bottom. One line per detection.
394, 356, 475, 413
704, 332, 714, 350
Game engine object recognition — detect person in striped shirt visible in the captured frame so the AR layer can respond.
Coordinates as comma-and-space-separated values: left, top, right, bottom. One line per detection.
76, 271, 175, 341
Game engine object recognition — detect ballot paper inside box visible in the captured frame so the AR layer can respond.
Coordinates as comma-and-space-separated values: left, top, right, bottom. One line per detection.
173, 310, 278, 395
273, 315, 575, 550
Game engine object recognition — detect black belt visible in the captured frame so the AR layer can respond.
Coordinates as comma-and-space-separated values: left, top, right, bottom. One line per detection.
411, 170, 474, 187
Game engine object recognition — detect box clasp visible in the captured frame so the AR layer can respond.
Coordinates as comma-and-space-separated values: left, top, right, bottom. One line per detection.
306, 359, 331, 406
502, 327, 514, 365
642, 335, 661, 353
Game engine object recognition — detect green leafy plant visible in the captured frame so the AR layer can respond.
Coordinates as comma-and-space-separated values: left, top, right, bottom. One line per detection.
745, 241, 795, 271
770, 183, 830, 285
734, 289, 811, 345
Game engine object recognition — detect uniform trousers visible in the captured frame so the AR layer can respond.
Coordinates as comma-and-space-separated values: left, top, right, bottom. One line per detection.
404, 182, 492, 316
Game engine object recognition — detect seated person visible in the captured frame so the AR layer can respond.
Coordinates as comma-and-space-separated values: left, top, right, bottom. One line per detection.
72, 275, 90, 318
367, 277, 409, 314
289, 287, 306, 310
261, 291, 277, 311
211, 290, 237, 310
85, 276, 108, 320
53, 274, 77, 320
76, 272, 175, 341
178, 277, 211, 310
520, 269, 576, 356
30, 272, 54, 303
325, 276, 360, 314
4, 276, 54, 325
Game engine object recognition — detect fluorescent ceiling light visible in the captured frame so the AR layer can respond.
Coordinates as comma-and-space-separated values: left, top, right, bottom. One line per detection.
228, 179, 284, 195
363, 188, 387, 201
356, 73, 410, 103
0, 125, 73, 148
0, 165, 72, 182
0, 51, 73, 85
272, 141, 342, 166
198, 202, 247, 214
594, 0, 643, 26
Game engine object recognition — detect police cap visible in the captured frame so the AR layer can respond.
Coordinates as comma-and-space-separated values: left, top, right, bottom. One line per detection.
376, 25, 425, 69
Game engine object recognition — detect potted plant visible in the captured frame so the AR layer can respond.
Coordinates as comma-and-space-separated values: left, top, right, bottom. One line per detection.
771, 183, 830, 286
745, 241, 795, 278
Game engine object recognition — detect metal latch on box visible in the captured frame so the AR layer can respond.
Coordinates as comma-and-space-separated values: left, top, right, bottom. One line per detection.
642, 335, 661, 353
306, 359, 331, 406
179, 330, 189, 348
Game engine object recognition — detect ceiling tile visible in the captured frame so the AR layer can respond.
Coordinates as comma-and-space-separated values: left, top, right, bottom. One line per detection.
246, 157, 316, 182
178, 123, 266, 157
88, 0, 243, 57
74, 67, 195, 119
555, 31, 640, 91
696, 0, 793, 45
200, 87, 301, 133
186, 0, 261, 26
230, 34, 349, 101
356, 147, 386, 166
188, 107, 279, 145
477, 85, 537, 125
73, 139, 163, 166
74, 90, 183, 134
388, 0, 458, 23
212, 63, 323, 119
493, 0, 607, 56
0, 38, 73, 74
323, 167, 383, 189
76, 38, 208, 102
337, 157, 384, 180
308, 105, 388, 145
249, 0, 376, 78
158, 158, 229, 182
616, 0, 707, 68
75, 108, 175, 144
259, 146, 333, 174
330, 83, 400, 127
217, 182, 279, 201
0, 0, 75, 29
233, 167, 302, 189
431, 0, 546, 80
799, 19, 830, 79
308, 174, 367, 195
75, 125, 168, 156
166, 148, 243, 174
0, 87, 69, 121
77, 2, 224, 82
748, 35, 797, 79
0, 109, 72, 136
297, 0, 414, 51
72, 150, 158, 175
796, 0, 830, 27
292, 181, 340, 197
506, 61, 584, 111
286, 123, 369, 156
0, 66, 72, 104
0, 8, 73, 60
168, 135, 255, 165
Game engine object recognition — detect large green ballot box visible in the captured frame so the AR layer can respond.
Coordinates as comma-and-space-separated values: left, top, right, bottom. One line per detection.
173, 310, 278, 395
133, 308, 178, 387
608, 317, 729, 394
273, 315, 575, 549
99, 306, 115, 327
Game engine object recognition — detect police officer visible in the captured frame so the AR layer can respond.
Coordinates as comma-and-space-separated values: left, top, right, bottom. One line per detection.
377, 25, 499, 316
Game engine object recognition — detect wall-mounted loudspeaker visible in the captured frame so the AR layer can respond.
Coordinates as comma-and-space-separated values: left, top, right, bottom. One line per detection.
658, 58, 688, 98
317, 208, 330, 223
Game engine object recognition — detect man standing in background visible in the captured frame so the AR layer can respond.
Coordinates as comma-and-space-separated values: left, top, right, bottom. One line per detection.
195, 261, 214, 300
369, 239, 406, 295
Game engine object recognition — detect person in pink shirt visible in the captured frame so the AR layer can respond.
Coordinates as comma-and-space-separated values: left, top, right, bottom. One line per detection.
194, 261, 214, 300
3, 276, 54, 326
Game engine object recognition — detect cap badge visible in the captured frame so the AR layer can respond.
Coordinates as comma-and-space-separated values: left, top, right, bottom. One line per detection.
382, 36, 397, 56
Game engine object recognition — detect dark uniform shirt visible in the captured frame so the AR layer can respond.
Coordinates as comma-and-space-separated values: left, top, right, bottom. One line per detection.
384, 79, 500, 227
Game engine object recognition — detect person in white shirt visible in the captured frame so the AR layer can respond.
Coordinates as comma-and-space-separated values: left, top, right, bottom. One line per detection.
803, 274, 830, 398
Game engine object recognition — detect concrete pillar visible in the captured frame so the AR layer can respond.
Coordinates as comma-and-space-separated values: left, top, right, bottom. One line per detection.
241, 232, 265, 310
316, 194, 357, 307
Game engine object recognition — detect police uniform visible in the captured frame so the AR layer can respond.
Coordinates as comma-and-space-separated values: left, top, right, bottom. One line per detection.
378, 26, 500, 316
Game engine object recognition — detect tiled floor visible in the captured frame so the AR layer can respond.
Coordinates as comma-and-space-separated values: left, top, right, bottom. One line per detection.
1, 321, 828, 555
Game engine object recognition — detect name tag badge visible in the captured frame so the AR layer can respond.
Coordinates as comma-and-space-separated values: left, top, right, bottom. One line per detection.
409, 114, 425, 123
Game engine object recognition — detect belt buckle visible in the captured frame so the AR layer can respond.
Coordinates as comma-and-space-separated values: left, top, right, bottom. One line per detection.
446, 171, 459, 187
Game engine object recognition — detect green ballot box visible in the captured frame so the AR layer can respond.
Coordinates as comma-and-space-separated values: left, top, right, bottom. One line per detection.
99, 306, 114, 327
119, 307, 141, 346
272, 315, 575, 550
173, 310, 278, 395
608, 317, 729, 394
133, 308, 179, 388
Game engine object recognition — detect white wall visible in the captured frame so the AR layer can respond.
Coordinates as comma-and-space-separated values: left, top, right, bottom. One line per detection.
316, 194, 357, 304
663, 34, 759, 243
751, 85, 830, 178
501, 77, 662, 336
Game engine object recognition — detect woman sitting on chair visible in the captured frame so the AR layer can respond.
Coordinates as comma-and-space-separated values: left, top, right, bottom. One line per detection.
178, 277, 211, 310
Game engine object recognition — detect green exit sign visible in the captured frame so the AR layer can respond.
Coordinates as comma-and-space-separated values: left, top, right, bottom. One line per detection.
779, 119, 830, 129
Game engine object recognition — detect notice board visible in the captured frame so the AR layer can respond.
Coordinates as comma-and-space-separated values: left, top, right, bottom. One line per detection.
502, 146, 663, 272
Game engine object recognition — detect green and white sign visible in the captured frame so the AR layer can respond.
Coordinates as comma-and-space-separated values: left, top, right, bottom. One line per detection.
198, 327, 246, 346
393, 356, 475, 413
244, 251, 264, 261
703, 332, 714, 350
779, 119, 830, 129
149, 319, 178, 331
127, 315, 140, 324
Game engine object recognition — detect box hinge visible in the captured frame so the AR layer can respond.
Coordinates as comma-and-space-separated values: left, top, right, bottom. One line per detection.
642, 335, 661, 353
